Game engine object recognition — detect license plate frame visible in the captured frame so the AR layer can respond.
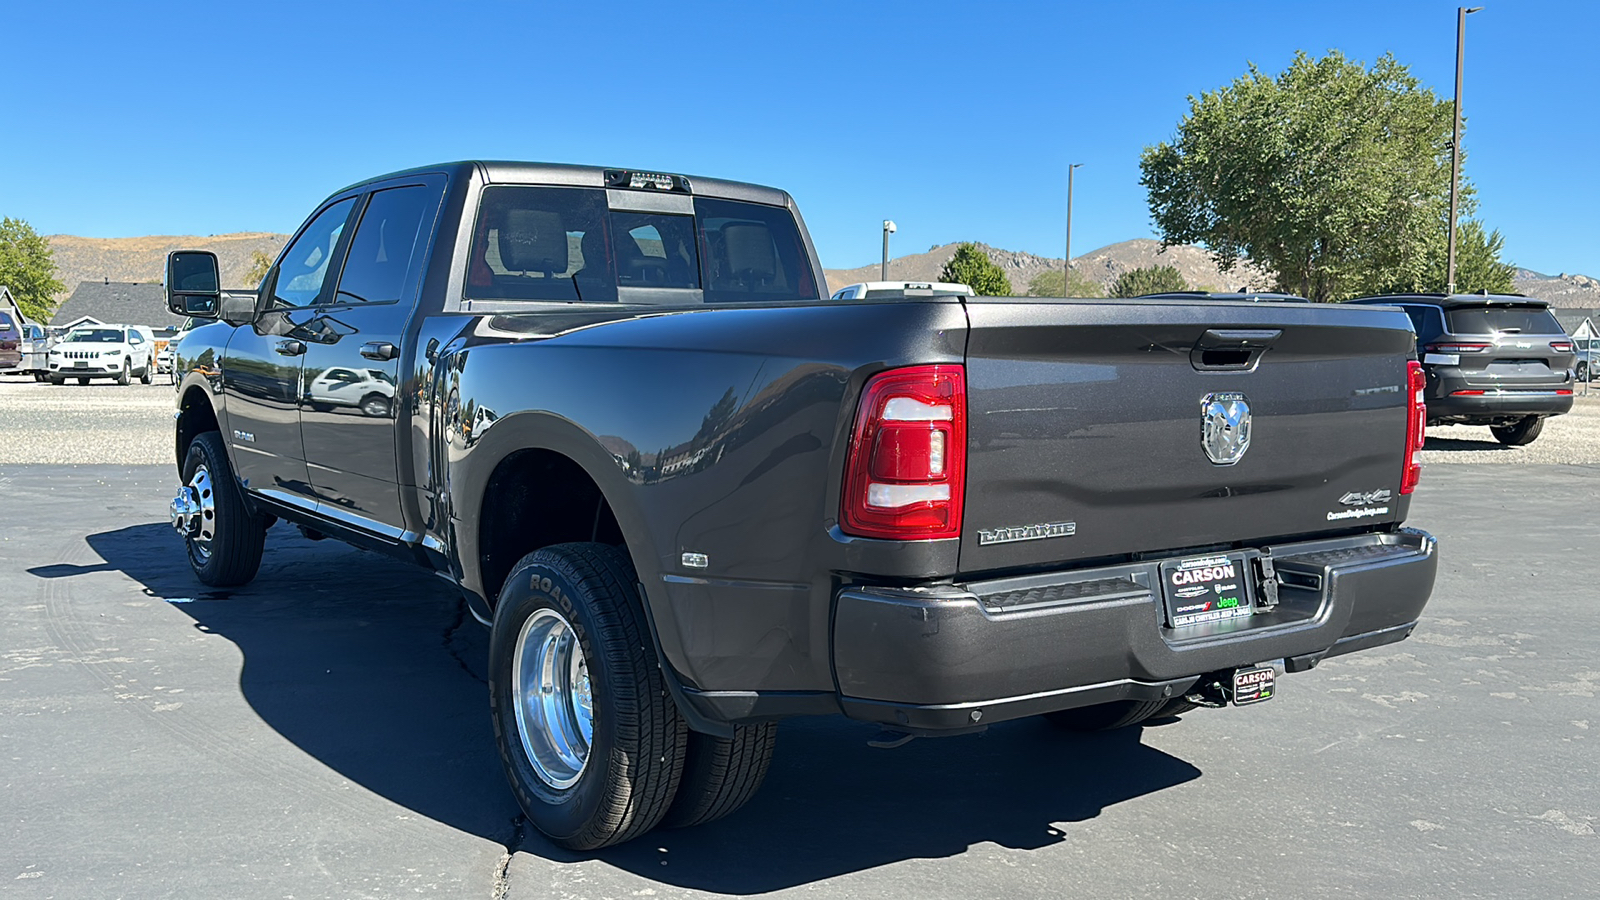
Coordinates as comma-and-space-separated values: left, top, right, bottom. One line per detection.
1159, 552, 1256, 629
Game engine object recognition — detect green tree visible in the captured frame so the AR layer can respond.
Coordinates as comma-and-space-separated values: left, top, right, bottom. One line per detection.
0, 217, 66, 321
1437, 220, 1515, 295
1027, 268, 1104, 298
1109, 265, 1189, 298
1140, 51, 1460, 302
243, 250, 273, 288
939, 243, 1013, 296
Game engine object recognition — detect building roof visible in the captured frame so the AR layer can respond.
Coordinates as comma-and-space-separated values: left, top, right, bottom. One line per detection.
50, 281, 182, 329
2, 286, 33, 327
1551, 308, 1597, 338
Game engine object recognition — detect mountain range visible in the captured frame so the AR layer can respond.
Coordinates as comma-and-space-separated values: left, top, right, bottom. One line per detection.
41, 233, 1600, 308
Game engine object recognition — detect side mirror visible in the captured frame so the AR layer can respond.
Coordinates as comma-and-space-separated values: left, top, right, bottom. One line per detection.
166, 250, 221, 319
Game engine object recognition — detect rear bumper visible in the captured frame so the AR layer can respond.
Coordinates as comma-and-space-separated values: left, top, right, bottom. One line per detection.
1426, 391, 1572, 421
829, 529, 1436, 732
1425, 369, 1573, 421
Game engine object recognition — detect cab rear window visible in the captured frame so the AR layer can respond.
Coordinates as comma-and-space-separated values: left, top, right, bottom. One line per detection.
466, 187, 817, 305
1446, 306, 1563, 335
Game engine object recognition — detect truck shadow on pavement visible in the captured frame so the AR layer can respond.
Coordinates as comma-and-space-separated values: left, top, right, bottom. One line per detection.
64, 521, 1203, 893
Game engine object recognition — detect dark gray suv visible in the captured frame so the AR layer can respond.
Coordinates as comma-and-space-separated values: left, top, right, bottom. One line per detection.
1348, 293, 1576, 445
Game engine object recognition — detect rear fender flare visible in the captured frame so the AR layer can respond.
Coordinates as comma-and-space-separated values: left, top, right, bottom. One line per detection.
451, 410, 673, 659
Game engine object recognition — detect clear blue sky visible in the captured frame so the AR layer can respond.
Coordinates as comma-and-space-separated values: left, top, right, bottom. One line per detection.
3, 0, 1595, 276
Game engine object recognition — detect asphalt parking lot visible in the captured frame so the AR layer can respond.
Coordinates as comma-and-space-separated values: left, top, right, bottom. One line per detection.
2, 378, 1597, 898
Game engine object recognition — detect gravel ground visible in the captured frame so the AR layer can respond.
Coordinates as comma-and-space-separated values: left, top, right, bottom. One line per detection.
2, 373, 1596, 467
1421, 390, 1600, 466
0, 375, 177, 465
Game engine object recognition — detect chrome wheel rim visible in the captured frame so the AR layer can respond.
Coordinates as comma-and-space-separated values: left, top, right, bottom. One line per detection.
184, 465, 217, 561
512, 607, 593, 789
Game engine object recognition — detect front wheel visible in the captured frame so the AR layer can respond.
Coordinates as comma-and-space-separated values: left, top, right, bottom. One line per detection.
117, 360, 131, 385
140, 359, 153, 384
174, 431, 268, 586
489, 543, 687, 850
1490, 415, 1543, 446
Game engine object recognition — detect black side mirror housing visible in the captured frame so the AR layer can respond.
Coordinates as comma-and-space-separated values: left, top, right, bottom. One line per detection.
166, 250, 222, 319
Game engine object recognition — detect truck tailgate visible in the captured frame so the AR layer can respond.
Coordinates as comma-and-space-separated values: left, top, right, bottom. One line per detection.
958, 298, 1417, 574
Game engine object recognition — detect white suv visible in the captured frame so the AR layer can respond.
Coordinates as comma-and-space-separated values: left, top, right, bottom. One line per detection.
47, 325, 157, 385
830, 281, 974, 300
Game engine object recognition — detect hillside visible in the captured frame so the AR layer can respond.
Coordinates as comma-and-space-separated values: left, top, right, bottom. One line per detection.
46, 232, 290, 300
824, 239, 1272, 296
1513, 269, 1600, 308
36, 231, 1600, 309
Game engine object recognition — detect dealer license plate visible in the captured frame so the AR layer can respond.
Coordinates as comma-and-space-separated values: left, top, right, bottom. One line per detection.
1159, 553, 1256, 628
1232, 666, 1276, 705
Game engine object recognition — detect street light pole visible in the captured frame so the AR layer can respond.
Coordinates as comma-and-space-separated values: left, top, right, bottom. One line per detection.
881, 220, 897, 281
1447, 6, 1484, 295
1065, 163, 1082, 292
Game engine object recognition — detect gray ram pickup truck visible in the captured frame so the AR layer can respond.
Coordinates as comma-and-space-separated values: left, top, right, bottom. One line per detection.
164, 161, 1438, 850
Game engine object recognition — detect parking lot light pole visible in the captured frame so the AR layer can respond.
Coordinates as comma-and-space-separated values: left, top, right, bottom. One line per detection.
1065, 163, 1082, 291
1447, 6, 1484, 296
881, 220, 896, 281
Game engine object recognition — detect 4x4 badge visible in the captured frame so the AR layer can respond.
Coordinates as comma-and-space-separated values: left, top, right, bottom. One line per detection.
1339, 489, 1392, 507
1200, 392, 1251, 465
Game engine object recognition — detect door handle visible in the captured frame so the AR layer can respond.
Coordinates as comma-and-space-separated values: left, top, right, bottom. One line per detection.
360, 341, 398, 361
275, 339, 306, 357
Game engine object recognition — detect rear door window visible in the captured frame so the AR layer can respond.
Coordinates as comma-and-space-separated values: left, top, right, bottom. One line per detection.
334, 185, 439, 305
1446, 306, 1563, 335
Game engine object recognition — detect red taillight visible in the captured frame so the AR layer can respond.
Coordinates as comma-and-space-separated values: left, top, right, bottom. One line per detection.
1424, 342, 1492, 354
1401, 360, 1426, 495
1550, 340, 1574, 352
841, 365, 966, 540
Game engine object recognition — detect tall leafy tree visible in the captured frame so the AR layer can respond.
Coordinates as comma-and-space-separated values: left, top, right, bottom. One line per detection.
0, 217, 65, 321
1141, 51, 1462, 302
1109, 265, 1189, 298
243, 250, 274, 288
939, 243, 1013, 296
1027, 269, 1104, 298
1436, 220, 1515, 295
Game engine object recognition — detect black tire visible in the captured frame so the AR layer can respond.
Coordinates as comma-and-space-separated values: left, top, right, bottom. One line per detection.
1490, 415, 1543, 446
359, 394, 390, 418
180, 431, 268, 586
117, 360, 131, 385
32, 372, 45, 382
76, 377, 90, 385
663, 723, 777, 829
489, 543, 687, 851
1045, 698, 1169, 732
1151, 697, 1199, 719
47, 375, 64, 385
140, 359, 153, 384
1577, 362, 1590, 383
